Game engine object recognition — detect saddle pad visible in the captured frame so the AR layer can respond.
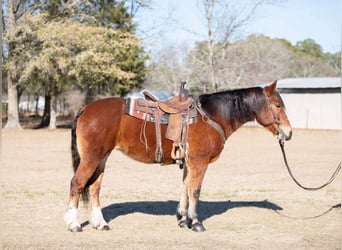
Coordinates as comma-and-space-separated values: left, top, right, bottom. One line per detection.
125, 98, 170, 124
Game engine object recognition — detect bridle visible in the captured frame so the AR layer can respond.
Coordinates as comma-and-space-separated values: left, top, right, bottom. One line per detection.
263, 92, 341, 191
265, 95, 280, 126
263, 93, 288, 141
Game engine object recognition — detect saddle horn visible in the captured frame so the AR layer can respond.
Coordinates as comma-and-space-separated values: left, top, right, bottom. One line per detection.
179, 81, 189, 102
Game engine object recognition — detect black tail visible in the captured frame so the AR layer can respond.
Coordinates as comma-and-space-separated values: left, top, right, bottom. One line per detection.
71, 107, 89, 203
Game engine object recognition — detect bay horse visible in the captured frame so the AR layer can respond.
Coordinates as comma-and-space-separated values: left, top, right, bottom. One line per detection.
64, 81, 292, 232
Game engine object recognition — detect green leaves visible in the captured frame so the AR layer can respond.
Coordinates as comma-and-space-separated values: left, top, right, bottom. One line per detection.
7, 13, 146, 96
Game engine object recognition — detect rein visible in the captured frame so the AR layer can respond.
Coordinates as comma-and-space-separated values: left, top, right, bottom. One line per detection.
279, 139, 341, 191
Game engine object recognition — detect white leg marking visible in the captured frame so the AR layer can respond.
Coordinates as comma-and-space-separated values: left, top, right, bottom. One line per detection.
89, 206, 108, 230
177, 195, 188, 218
64, 204, 81, 230
188, 200, 198, 220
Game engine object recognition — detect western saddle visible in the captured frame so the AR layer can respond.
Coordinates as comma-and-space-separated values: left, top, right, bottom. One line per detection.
131, 81, 197, 165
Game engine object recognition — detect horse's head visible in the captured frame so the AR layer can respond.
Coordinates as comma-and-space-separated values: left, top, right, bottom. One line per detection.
255, 81, 292, 141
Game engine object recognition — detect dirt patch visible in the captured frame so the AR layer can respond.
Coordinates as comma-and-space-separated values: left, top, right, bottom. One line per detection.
1, 127, 341, 249
2, 115, 73, 129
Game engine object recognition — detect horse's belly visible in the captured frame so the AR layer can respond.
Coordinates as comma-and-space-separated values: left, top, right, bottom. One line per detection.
115, 144, 174, 165
116, 115, 174, 165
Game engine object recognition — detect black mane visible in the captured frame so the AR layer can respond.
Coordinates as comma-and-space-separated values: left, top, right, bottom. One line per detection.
198, 86, 266, 129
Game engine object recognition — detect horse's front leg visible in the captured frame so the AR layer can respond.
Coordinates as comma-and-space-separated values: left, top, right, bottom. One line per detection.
186, 162, 208, 232
176, 165, 189, 227
187, 183, 206, 232
177, 161, 208, 232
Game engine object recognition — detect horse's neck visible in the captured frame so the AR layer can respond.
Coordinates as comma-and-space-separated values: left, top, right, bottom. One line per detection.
221, 97, 257, 138
200, 89, 261, 139
223, 116, 254, 139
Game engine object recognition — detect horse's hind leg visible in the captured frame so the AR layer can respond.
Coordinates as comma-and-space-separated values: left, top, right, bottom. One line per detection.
88, 155, 110, 230
64, 159, 99, 232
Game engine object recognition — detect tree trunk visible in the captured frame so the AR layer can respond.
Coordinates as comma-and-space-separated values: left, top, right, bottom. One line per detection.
4, 77, 22, 130
34, 92, 39, 117
39, 94, 51, 128
85, 87, 96, 104
49, 94, 57, 129
204, 0, 216, 92
4, 1, 22, 130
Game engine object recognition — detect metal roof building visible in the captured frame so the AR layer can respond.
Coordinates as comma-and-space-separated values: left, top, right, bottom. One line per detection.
276, 78, 341, 130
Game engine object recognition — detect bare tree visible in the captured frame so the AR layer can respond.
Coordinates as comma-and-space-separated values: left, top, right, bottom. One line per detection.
290, 54, 338, 78
186, 35, 293, 90
217, 35, 292, 87
128, 0, 151, 17
197, 0, 269, 91
144, 44, 192, 92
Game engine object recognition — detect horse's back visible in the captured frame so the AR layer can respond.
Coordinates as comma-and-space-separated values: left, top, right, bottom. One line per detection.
77, 97, 125, 129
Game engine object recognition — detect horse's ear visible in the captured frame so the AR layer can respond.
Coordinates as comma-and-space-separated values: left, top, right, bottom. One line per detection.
264, 80, 277, 96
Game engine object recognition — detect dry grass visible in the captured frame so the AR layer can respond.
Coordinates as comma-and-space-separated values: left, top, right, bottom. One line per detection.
1, 127, 341, 249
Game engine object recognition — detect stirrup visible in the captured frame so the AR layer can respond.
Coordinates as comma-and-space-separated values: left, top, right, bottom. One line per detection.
171, 144, 185, 161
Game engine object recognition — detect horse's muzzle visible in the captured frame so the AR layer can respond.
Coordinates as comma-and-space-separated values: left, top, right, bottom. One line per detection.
278, 127, 292, 141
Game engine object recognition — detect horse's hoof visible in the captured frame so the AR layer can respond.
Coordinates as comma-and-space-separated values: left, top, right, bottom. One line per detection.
186, 218, 193, 229
178, 220, 187, 228
178, 220, 188, 228
192, 222, 206, 232
70, 226, 82, 232
101, 225, 110, 231
93, 225, 111, 231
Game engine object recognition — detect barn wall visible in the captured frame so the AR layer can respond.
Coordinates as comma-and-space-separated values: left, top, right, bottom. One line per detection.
281, 93, 341, 129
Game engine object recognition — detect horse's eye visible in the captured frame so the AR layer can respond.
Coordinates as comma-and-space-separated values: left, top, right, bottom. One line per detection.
275, 104, 281, 108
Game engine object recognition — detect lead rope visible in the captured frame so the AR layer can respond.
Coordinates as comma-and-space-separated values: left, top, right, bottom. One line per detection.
273, 203, 341, 220
279, 139, 341, 191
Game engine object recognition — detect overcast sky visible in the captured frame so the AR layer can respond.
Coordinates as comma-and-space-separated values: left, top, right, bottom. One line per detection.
135, 0, 341, 54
